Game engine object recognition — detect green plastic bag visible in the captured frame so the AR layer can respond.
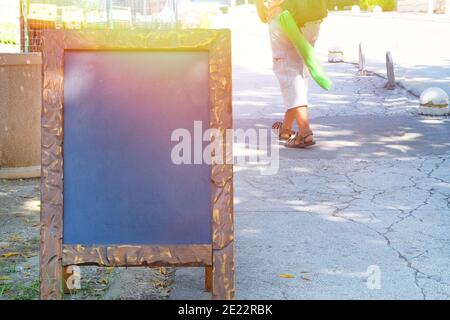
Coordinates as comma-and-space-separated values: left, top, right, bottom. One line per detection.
275, 10, 332, 91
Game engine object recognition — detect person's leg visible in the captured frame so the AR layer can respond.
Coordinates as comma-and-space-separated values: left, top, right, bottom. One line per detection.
294, 106, 314, 142
273, 108, 295, 141
290, 21, 319, 130
270, 20, 319, 144
269, 20, 296, 140
283, 108, 296, 131
291, 106, 311, 133
284, 106, 314, 147
272, 110, 295, 140
284, 21, 321, 148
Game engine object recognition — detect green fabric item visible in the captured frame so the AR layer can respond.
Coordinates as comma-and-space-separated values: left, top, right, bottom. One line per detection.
275, 10, 332, 91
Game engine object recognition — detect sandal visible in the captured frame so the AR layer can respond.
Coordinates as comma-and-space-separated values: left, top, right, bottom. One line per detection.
285, 130, 315, 148
272, 121, 295, 141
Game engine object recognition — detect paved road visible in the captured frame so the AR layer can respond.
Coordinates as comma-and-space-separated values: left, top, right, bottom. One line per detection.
171, 8, 450, 300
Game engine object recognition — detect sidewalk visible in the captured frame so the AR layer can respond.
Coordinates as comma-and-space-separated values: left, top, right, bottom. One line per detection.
317, 11, 450, 96
217, 6, 450, 96
233, 63, 450, 299
171, 10, 450, 299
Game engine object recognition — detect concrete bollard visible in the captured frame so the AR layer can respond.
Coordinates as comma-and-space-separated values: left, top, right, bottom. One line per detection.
352, 5, 361, 14
384, 51, 396, 90
419, 87, 449, 116
328, 44, 344, 63
373, 5, 383, 16
357, 42, 368, 76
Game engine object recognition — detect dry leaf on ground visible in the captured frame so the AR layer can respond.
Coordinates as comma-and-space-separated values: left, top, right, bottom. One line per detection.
301, 276, 312, 282
1, 252, 20, 258
278, 274, 295, 279
9, 235, 22, 242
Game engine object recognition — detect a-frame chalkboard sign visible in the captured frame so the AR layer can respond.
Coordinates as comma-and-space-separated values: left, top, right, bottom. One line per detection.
40, 29, 234, 300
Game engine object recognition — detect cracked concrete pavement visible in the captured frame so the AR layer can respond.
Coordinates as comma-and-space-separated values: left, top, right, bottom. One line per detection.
171, 9, 450, 300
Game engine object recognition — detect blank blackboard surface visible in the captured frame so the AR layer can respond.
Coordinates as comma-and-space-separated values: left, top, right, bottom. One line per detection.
63, 51, 211, 245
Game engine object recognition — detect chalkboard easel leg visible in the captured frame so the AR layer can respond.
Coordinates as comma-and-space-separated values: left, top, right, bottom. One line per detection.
63, 266, 71, 294
205, 266, 213, 292
40, 208, 63, 300
212, 242, 235, 300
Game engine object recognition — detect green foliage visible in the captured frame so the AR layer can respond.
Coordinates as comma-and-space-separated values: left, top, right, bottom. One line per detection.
359, 0, 396, 11
0, 23, 19, 46
0, 282, 13, 297
12, 280, 40, 300
0, 280, 40, 300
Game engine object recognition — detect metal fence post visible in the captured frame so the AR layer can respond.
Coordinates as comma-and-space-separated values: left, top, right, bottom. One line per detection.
21, 0, 29, 52
174, 0, 179, 29
106, 0, 113, 29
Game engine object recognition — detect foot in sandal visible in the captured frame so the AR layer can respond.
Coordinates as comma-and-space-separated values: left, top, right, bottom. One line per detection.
285, 129, 315, 148
272, 121, 295, 141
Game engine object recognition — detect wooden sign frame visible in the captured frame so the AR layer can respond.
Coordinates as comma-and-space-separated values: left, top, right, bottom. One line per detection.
40, 29, 234, 300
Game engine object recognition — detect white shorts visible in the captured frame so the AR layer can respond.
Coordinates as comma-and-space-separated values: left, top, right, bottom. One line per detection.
269, 19, 321, 111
